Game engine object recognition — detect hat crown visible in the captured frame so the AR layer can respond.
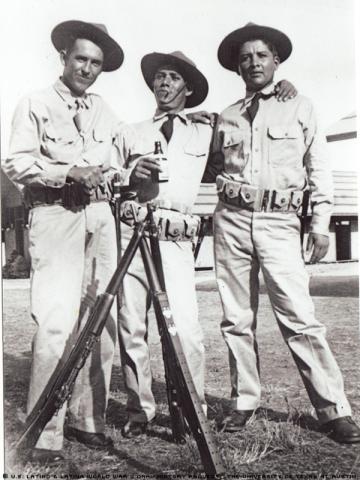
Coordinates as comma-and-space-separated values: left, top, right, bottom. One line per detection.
162, 51, 196, 69
89, 23, 108, 35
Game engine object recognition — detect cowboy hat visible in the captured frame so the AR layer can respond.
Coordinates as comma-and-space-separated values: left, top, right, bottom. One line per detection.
51, 20, 124, 72
218, 22, 292, 72
141, 51, 208, 108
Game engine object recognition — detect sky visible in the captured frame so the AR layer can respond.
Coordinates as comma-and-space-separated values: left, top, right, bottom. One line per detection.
0, 0, 358, 158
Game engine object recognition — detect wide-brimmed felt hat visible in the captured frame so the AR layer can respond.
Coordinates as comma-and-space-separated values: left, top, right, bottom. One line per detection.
141, 51, 209, 108
51, 20, 124, 72
218, 22, 292, 72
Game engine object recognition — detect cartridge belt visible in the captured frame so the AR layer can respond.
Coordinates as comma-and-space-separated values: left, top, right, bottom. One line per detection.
24, 184, 109, 209
151, 199, 193, 215
120, 200, 200, 242
216, 175, 306, 213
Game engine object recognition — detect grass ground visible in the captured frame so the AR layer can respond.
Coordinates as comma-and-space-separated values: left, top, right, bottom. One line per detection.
2, 273, 360, 478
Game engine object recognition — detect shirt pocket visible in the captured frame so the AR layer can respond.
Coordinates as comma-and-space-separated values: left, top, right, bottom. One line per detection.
43, 123, 75, 144
267, 124, 302, 166
41, 123, 77, 163
222, 130, 247, 171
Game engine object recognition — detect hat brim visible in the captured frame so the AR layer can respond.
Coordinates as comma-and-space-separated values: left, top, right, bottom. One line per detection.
141, 52, 208, 108
51, 20, 124, 72
218, 25, 292, 72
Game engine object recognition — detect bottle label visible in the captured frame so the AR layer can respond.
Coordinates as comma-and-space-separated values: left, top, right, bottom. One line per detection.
157, 157, 169, 182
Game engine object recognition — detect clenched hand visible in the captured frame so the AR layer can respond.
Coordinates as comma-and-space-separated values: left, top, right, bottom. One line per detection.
66, 166, 104, 195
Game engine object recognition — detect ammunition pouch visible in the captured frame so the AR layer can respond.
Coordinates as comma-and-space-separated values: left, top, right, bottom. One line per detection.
120, 200, 200, 242
216, 175, 307, 213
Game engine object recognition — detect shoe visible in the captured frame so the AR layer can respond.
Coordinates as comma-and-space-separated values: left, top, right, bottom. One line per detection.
220, 409, 254, 432
321, 416, 360, 444
29, 448, 65, 465
64, 426, 114, 449
121, 418, 149, 438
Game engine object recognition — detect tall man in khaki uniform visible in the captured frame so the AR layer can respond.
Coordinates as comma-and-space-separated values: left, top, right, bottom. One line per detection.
206, 23, 360, 443
115, 51, 214, 437
4, 21, 125, 463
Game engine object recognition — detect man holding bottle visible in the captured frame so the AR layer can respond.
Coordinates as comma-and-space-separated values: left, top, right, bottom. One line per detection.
115, 51, 213, 437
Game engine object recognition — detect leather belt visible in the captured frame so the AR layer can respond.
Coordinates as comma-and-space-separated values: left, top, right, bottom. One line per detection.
24, 184, 109, 209
120, 200, 200, 242
216, 175, 306, 213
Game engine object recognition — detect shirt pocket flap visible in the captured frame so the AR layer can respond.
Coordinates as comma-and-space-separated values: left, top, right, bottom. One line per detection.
223, 131, 243, 148
43, 124, 75, 143
268, 125, 300, 139
183, 144, 207, 157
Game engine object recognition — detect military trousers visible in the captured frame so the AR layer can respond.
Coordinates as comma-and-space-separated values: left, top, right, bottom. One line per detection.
118, 224, 206, 422
213, 201, 352, 424
27, 202, 117, 450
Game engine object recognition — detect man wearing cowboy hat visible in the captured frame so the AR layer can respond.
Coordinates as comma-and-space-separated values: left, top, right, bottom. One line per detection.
204, 22, 360, 443
114, 51, 214, 438
4, 20, 125, 463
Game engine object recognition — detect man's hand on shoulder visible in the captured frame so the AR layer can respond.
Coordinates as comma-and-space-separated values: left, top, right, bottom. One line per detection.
306, 232, 329, 264
274, 80, 297, 102
187, 111, 218, 128
66, 166, 104, 195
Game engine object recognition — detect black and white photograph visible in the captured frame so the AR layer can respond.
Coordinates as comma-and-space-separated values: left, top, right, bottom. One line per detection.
1, 0, 359, 477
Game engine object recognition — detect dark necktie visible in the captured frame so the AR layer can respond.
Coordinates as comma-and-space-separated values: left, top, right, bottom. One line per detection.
246, 91, 274, 124
246, 92, 262, 124
160, 114, 176, 143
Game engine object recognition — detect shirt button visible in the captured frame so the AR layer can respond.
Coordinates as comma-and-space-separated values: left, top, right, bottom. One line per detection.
254, 127, 259, 132
245, 193, 251, 199
284, 133, 288, 136
255, 148, 259, 152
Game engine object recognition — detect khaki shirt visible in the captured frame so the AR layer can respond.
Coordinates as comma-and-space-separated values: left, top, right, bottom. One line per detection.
212, 83, 333, 235
4, 79, 124, 191
116, 111, 213, 212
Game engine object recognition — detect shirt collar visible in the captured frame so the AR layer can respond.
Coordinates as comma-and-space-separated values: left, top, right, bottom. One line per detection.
53, 78, 91, 109
153, 109, 189, 125
244, 81, 275, 103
